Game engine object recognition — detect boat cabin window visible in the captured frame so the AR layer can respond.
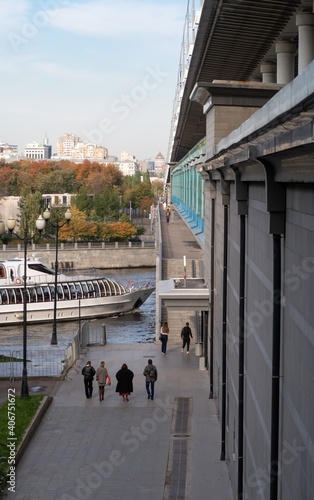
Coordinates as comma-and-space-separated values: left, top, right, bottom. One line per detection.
69, 283, 77, 299
0, 265, 5, 278
103, 279, 111, 296
57, 284, 64, 300
75, 283, 83, 297
42, 286, 51, 301
1, 289, 8, 304
107, 278, 117, 295
15, 288, 23, 303
81, 282, 88, 297
36, 287, 44, 302
7, 289, 16, 304
91, 281, 100, 297
87, 282, 95, 297
98, 280, 105, 296
48, 284, 55, 299
62, 284, 70, 299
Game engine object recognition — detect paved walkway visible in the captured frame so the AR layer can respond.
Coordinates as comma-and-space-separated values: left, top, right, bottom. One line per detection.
4, 208, 233, 499
160, 207, 204, 261
8, 343, 232, 499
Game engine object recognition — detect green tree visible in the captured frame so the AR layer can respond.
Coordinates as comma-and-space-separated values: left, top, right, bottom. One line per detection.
18, 192, 43, 240
72, 186, 93, 215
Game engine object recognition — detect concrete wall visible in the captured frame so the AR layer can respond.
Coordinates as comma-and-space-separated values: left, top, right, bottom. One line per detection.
204, 174, 314, 499
0, 246, 156, 270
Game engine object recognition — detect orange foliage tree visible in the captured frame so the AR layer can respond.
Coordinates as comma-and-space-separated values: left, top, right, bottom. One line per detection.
58, 206, 99, 241
101, 221, 137, 241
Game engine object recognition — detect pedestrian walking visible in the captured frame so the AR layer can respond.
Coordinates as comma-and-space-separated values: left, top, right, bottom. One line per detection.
143, 359, 158, 400
166, 211, 170, 224
181, 322, 193, 353
116, 363, 134, 401
82, 360, 96, 399
171, 208, 175, 223
160, 321, 169, 354
96, 361, 109, 401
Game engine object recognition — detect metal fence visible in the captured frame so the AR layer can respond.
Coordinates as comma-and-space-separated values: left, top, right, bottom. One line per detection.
0, 321, 106, 380
0, 240, 155, 253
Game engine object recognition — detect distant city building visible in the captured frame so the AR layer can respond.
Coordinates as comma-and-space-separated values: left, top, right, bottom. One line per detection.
0, 195, 73, 232
120, 151, 137, 162
56, 133, 108, 160
24, 141, 52, 160
154, 152, 165, 169
147, 160, 155, 171
117, 160, 139, 176
42, 193, 73, 208
0, 143, 19, 161
71, 141, 108, 161
0, 196, 21, 230
57, 133, 81, 157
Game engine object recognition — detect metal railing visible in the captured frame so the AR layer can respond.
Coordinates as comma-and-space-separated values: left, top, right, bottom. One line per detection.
0, 321, 107, 380
0, 240, 155, 253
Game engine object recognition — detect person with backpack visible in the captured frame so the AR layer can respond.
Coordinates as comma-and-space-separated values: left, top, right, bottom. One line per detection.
181, 322, 193, 353
82, 360, 96, 399
143, 359, 158, 400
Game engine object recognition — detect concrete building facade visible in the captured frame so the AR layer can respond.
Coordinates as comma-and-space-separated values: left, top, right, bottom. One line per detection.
24, 141, 52, 160
166, 1, 314, 499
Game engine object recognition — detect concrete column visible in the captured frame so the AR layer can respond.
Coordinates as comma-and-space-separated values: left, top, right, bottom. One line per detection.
296, 12, 314, 73
260, 62, 276, 83
275, 41, 296, 84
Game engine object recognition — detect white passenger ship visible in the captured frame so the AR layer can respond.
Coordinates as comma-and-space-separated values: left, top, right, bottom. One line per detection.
0, 258, 154, 325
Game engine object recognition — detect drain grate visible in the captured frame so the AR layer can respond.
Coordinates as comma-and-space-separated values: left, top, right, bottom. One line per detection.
163, 397, 192, 500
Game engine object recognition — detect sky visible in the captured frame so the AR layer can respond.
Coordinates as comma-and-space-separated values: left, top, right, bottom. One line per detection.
0, 0, 186, 161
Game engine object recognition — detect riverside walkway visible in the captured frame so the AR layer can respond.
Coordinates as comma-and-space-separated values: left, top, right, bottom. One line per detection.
3, 208, 233, 499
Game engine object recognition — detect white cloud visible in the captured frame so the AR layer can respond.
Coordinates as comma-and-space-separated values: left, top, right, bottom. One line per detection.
31, 60, 106, 82
48, 0, 183, 38
0, 0, 29, 29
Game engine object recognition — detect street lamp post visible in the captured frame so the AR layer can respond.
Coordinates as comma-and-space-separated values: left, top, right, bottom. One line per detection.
43, 208, 71, 345
0, 215, 46, 397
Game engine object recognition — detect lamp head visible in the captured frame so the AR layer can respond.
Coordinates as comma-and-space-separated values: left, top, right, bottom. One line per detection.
7, 218, 16, 233
43, 208, 51, 221
35, 215, 46, 234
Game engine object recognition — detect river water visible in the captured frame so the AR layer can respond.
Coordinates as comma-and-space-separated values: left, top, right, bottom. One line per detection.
0, 268, 156, 348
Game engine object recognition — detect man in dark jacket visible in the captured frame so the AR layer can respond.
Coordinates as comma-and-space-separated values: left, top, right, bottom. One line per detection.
82, 360, 96, 399
181, 322, 193, 353
143, 359, 158, 400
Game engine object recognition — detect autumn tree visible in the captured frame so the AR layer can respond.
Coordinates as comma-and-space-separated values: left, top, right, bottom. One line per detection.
57, 206, 98, 242
101, 221, 136, 241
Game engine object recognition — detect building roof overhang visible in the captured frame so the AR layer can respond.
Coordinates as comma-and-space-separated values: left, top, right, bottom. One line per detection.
170, 0, 301, 163
159, 279, 209, 311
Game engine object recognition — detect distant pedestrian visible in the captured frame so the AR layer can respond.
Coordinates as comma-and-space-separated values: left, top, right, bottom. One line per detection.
160, 321, 169, 354
116, 363, 134, 401
181, 322, 193, 353
171, 208, 175, 223
166, 212, 170, 224
96, 361, 109, 401
143, 359, 158, 400
82, 360, 96, 399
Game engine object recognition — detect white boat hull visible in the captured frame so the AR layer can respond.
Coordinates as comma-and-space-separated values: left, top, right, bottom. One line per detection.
0, 258, 155, 326
0, 287, 154, 325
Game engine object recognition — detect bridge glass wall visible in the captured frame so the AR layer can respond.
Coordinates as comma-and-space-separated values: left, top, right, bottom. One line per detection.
170, 138, 206, 245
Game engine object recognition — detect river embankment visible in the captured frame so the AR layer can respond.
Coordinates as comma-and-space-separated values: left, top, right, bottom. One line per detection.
0, 241, 156, 269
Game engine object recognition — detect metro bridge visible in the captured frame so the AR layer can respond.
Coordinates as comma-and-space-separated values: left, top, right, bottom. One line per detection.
163, 1, 314, 499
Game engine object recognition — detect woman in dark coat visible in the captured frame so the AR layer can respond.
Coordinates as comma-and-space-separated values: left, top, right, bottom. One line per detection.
116, 363, 134, 401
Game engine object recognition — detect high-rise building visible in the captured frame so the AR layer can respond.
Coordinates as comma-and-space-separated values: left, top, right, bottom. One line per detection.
57, 133, 81, 157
